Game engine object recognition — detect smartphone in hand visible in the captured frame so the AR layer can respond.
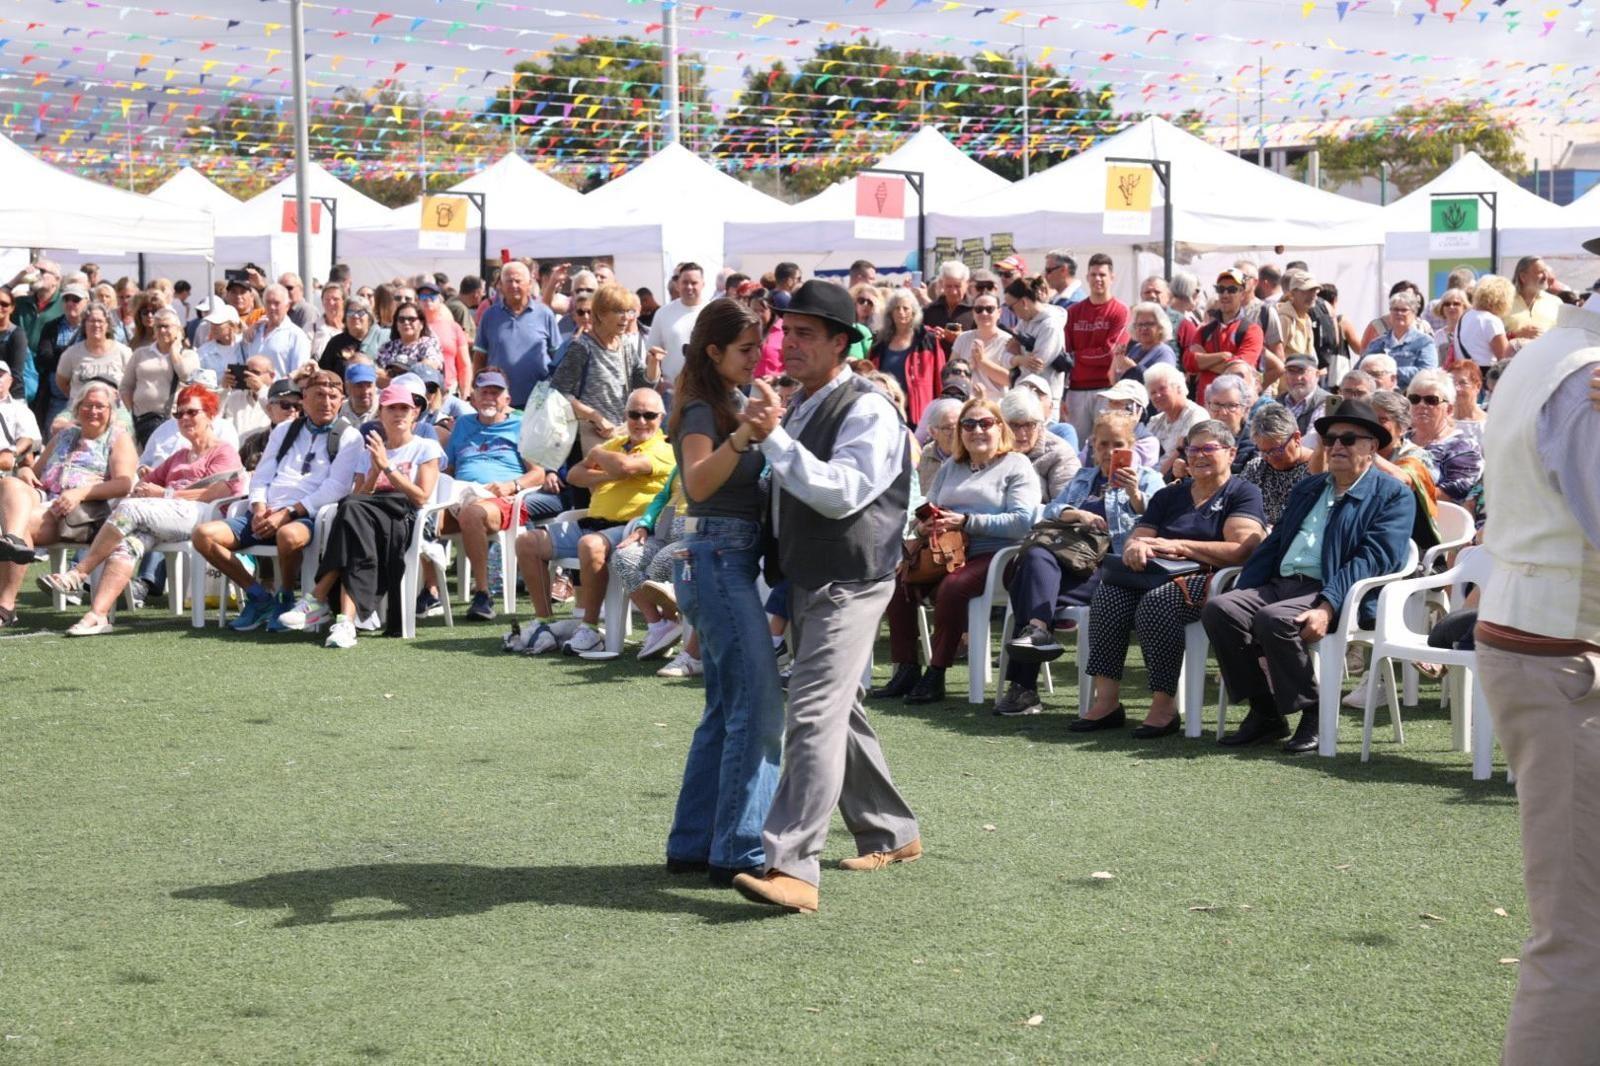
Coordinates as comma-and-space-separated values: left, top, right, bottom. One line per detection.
1110, 447, 1134, 474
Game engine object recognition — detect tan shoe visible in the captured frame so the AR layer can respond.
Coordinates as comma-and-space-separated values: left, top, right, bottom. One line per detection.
732, 871, 819, 914
839, 838, 923, 872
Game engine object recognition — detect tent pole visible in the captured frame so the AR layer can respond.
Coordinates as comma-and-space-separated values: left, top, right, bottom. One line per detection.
662, 2, 680, 146
289, 0, 314, 285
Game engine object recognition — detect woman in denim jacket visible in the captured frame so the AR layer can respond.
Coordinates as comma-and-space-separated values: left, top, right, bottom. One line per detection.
993, 409, 1165, 717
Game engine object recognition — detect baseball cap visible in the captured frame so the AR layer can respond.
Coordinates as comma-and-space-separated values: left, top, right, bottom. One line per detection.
390, 372, 428, 402
409, 363, 444, 391
993, 255, 1027, 275
61, 283, 90, 301
378, 382, 415, 407
189, 368, 220, 391
1289, 273, 1321, 292
1016, 373, 1052, 397
344, 362, 377, 385
1216, 268, 1249, 288
1101, 379, 1150, 409
267, 379, 301, 401
204, 303, 241, 326
473, 370, 508, 391
1284, 353, 1319, 370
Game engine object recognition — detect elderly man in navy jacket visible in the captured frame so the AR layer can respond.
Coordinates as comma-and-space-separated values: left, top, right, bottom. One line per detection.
1201, 398, 1415, 753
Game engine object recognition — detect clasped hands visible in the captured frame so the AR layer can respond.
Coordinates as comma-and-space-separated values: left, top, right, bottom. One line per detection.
739, 378, 785, 442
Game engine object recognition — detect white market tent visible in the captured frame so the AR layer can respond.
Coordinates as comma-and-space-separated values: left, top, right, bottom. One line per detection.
340, 152, 658, 282
1563, 186, 1600, 288
724, 126, 1012, 274
77, 167, 244, 291
213, 161, 392, 282
0, 132, 214, 280
1381, 151, 1582, 293
151, 167, 242, 217
930, 117, 1385, 313
580, 142, 788, 285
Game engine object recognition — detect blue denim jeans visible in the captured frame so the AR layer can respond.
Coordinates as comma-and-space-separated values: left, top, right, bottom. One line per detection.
666, 516, 785, 871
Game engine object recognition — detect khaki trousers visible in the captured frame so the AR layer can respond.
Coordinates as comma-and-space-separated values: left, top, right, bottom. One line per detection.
1478, 643, 1600, 1066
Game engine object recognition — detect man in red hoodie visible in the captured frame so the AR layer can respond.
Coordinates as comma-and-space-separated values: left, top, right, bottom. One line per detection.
1060, 252, 1129, 441
1183, 268, 1265, 401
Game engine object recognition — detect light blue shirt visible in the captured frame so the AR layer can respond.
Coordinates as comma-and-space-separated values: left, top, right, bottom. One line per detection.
1279, 468, 1370, 580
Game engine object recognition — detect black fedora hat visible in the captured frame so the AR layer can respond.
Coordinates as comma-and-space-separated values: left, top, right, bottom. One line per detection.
779, 279, 856, 333
1314, 397, 1392, 450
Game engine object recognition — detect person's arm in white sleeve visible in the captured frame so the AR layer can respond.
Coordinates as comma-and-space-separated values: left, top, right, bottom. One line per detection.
249, 422, 288, 505
758, 391, 905, 519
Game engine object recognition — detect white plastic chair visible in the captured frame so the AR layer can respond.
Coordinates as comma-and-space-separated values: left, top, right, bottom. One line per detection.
126, 491, 245, 619
995, 593, 1092, 718
400, 473, 459, 638
541, 508, 637, 653
1312, 539, 1421, 757
1179, 566, 1241, 739
965, 544, 1019, 703
1399, 500, 1478, 706
1364, 546, 1499, 778
446, 486, 539, 615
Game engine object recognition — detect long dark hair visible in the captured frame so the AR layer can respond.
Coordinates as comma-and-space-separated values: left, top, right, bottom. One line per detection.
670, 297, 761, 440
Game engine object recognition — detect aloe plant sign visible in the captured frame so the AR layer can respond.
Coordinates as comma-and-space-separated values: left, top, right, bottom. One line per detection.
1430, 197, 1481, 254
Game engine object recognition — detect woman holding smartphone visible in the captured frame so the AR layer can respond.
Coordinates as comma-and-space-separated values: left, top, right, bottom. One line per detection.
664, 298, 785, 888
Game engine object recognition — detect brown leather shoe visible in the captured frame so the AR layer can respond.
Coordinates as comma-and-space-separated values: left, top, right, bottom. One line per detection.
731, 870, 819, 914
839, 838, 923, 872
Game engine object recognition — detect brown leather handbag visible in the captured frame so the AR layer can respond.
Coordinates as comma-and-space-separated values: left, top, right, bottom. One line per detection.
899, 528, 968, 585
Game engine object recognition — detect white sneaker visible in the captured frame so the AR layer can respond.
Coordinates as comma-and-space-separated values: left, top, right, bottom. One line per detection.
1342, 671, 1387, 708
354, 610, 383, 632
637, 619, 683, 660
324, 617, 357, 649
276, 595, 331, 632
562, 625, 605, 656
656, 651, 703, 678
64, 614, 114, 638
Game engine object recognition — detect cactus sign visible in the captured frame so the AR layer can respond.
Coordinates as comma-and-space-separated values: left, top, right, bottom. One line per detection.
1430, 197, 1481, 253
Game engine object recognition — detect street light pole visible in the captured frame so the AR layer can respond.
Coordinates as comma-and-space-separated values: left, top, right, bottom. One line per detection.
662, 2, 680, 145
289, 0, 314, 283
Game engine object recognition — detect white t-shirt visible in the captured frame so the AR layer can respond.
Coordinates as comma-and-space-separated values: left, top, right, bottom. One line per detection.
354, 434, 445, 493
644, 299, 705, 383
0, 397, 41, 453
1454, 309, 1505, 367
197, 339, 245, 381
1009, 303, 1068, 405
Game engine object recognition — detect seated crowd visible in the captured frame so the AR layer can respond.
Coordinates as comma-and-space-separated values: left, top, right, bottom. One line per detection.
2, 250, 1597, 754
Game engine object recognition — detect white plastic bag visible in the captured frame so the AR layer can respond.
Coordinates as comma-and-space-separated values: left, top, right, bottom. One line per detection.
519, 379, 578, 471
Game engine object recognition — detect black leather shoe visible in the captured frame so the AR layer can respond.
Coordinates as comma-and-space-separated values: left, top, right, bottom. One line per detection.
903, 667, 947, 705
665, 857, 709, 875
708, 864, 762, 888
1283, 712, 1320, 754
1132, 716, 1181, 739
1219, 712, 1291, 747
869, 663, 920, 700
1068, 704, 1126, 732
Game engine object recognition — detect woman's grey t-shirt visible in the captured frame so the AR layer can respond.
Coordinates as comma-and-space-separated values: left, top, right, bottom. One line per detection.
674, 396, 764, 520
550, 332, 650, 427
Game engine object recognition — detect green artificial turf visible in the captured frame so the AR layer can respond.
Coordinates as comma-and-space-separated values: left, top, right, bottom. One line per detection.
1, 581, 1525, 1065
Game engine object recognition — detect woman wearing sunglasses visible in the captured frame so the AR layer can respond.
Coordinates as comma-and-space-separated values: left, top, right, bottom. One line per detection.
376, 302, 442, 376
1405, 368, 1482, 507
874, 397, 1042, 705
36, 383, 239, 636
949, 292, 1012, 395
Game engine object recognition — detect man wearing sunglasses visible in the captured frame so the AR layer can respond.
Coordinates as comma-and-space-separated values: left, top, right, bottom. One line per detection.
1202, 397, 1414, 755
513, 388, 672, 656
10, 257, 64, 354
1184, 268, 1266, 401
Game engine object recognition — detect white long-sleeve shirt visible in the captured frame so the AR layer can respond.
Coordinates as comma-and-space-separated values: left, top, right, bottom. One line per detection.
759, 369, 906, 527
248, 417, 362, 515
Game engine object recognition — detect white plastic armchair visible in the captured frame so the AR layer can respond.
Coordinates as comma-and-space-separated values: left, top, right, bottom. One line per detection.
446, 485, 540, 615
1364, 546, 1499, 778
1312, 539, 1421, 757
1400, 500, 1477, 706
1180, 566, 1242, 739
400, 473, 460, 638
965, 544, 1018, 703
202, 497, 337, 628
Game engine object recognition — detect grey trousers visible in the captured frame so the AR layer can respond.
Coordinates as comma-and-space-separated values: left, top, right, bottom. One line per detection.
1478, 644, 1600, 1066
761, 577, 920, 887
1201, 576, 1325, 719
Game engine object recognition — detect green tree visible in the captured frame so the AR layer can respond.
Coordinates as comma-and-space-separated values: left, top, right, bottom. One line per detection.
712, 39, 1106, 197
1306, 101, 1525, 195
486, 37, 707, 169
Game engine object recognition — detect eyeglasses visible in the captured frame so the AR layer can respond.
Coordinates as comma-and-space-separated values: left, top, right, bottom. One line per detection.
1215, 285, 1242, 295
174, 407, 205, 419
394, 315, 421, 324
973, 282, 997, 292
626, 410, 660, 422
959, 417, 998, 432
417, 292, 441, 301
1324, 431, 1375, 448
271, 400, 301, 411
944, 366, 972, 378
1408, 394, 1447, 407
998, 271, 1019, 281
1439, 301, 1465, 309
573, 309, 592, 318
1184, 442, 1228, 457
139, 307, 157, 317
0, 301, 12, 310
1208, 401, 1246, 413
1007, 420, 1040, 432
574, 288, 596, 297
1255, 437, 1294, 457
856, 296, 874, 306
1338, 387, 1370, 400
973, 305, 998, 314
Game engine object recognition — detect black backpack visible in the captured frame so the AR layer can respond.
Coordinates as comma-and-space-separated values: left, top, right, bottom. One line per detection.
274, 411, 359, 465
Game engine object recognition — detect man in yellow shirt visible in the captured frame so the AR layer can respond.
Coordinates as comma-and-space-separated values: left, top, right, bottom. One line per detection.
514, 387, 674, 656
1503, 256, 1562, 354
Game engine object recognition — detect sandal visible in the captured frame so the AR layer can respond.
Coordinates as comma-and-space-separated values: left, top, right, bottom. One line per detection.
37, 570, 88, 596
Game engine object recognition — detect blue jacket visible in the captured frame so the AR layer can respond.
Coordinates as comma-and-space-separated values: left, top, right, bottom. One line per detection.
1238, 467, 1415, 626
1364, 327, 1438, 388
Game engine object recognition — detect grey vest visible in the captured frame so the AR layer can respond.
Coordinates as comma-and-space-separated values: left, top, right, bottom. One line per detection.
777, 374, 911, 590
1290, 386, 1332, 434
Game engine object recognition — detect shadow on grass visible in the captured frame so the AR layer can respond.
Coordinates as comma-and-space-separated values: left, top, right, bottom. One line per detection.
172, 862, 774, 927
